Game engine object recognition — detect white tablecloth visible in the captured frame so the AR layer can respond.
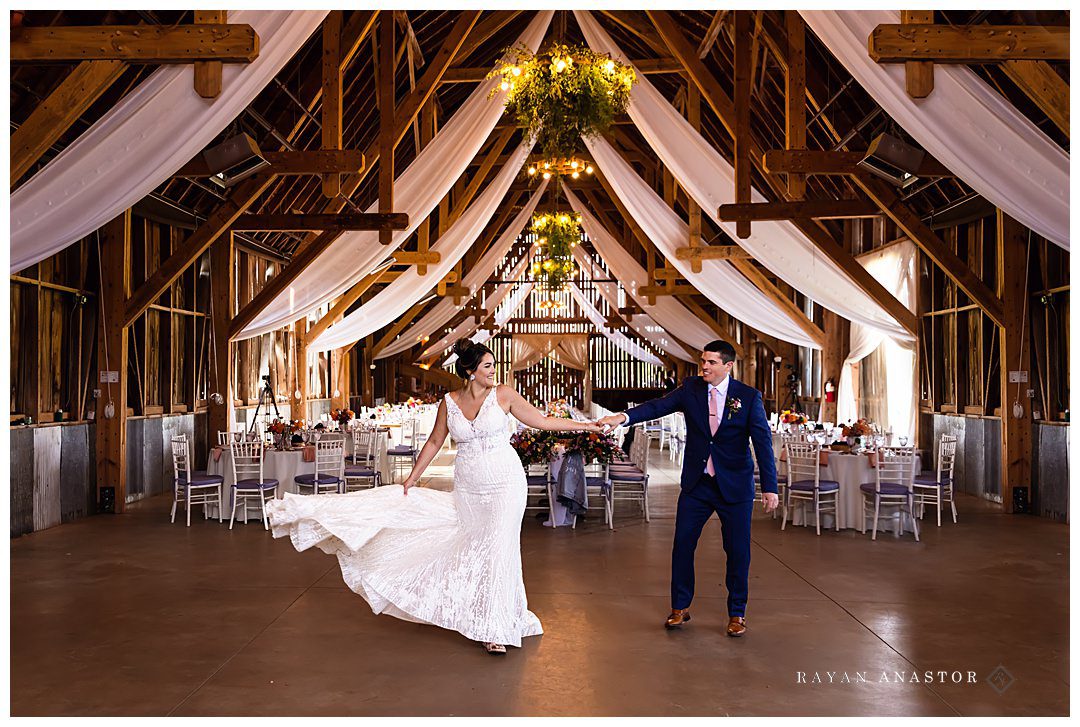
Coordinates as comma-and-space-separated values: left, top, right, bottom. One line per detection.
785, 451, 921, 533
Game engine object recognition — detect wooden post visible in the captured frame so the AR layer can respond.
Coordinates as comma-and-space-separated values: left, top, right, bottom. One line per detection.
331, 348, 349, 410
784, 11, 806, 199
733, 11, 752, 239
686, 83, 703, 273
901, 11, 935, 98
321, 11, 343, 198
96, 210, 130, 512
193, 11, 225, 98
296, 321, 310, 422
207, 233, 234, 439
820, 309, 848, 424
996, 211, 1032, 513
377, 11, 395, 246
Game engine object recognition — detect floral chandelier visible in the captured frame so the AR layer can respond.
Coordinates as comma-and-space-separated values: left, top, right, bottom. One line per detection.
529, 212, 581, 294
490, 42, 636, 161
527, 156, 594, 181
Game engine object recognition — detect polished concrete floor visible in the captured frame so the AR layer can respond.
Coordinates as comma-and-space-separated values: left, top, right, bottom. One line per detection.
10, 443, 1069, 716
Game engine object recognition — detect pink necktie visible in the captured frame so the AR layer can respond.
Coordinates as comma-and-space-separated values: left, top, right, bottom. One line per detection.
706, 388, 719, 476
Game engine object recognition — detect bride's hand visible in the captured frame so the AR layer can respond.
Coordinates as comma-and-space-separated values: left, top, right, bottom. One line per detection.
402, 477, 418, 496
581, 421, 603, 434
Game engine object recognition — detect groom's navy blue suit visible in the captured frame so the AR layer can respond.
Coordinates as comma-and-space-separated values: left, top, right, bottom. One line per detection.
625, 376, 777, 616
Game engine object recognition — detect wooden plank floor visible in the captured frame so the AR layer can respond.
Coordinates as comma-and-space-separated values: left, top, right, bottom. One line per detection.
10, 441, 1068, 716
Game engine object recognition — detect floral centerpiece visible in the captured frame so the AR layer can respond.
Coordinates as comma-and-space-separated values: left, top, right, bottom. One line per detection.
780, 409, 809, 426
331, 407, 354, 427
842, 419, 873, 438
489, 43, 636, 161
545, 397, 572, 419
564, 430, 623, 465
405, 397, 421, 409
510, 428, 558, 465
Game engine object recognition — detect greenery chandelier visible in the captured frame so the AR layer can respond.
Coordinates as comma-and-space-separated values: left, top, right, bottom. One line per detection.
490, 42, 636, 161
529, 212, 581, 293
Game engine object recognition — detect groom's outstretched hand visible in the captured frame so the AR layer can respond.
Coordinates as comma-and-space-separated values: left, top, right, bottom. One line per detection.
597, 414, 626, 432
762, 493, 779, 513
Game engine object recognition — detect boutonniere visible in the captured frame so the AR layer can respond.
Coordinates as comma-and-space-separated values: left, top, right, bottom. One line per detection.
726, 397, 743, 420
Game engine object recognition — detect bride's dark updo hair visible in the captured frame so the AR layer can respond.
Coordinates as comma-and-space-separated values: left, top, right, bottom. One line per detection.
454, 339, 494, 379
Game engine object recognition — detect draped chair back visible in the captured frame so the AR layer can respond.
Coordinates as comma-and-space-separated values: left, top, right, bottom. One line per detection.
875, 446, 917, 490
231, 439, 265, 484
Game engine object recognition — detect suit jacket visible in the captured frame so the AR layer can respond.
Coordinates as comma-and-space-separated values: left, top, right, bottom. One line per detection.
625, 376, 777, 503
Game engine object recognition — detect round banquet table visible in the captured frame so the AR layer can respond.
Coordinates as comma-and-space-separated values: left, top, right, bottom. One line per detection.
784, 451, 922, 533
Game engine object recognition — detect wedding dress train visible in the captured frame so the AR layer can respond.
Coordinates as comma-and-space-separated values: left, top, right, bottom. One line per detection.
266, 386, 543, 647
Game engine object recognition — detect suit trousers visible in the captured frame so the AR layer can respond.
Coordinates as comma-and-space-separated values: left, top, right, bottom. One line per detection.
671, 473, 754, 616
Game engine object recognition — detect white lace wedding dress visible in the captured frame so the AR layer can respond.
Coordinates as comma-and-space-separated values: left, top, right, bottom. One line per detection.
265, 385, 543, 647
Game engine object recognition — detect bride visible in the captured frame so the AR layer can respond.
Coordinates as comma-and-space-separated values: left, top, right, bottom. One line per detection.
266, 339, 601, 654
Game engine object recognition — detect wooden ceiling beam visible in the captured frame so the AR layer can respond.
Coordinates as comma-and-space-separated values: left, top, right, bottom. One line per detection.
762, 149, 955, 177
1000, 60, 1069, 137
321, 11, 343, 197
231, 212, 409, 231
718, 200, 881, 222
302, 268, 392, 346
869, 23, 1069, 63
453, 10, 520, 63
173, 150, 366, 177
11, 23, 259, 64
728, 258, 826, 349
674, 245, 755, 260
733, 11, 752, 239
784, 11, 806, 198
193, 10, 225, 98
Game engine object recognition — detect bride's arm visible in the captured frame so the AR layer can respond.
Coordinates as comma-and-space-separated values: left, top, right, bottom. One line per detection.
402, 400, 450, 494
500, 385, 601, 433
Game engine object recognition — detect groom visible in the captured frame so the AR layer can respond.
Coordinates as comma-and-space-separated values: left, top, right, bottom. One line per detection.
598, 340, 778, 637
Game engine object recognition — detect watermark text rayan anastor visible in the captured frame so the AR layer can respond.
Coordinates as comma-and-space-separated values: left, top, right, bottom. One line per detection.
796, 670, 978, 685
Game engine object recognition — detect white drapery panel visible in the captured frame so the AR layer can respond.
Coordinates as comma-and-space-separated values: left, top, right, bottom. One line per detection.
11, 11, 329, 272
430, 258, 534, 365
550, 334, 592, 408
308, 140, 534, 352
584, 136, 823, 349
574, 10, 913, 341
801, 11, 1069, 251
567, 284, 664, 367
236, 11, 553, 339
565, 185, 710, 360
574, 247, 695, 362
376, 181, 548, 360
511, 335, 557, 372
836, 241, 917, 437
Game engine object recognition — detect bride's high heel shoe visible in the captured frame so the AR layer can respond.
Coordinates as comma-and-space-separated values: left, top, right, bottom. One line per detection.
483, 642, 507, 655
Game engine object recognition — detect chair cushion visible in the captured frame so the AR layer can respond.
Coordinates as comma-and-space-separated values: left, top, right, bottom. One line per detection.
178, 473, 223, 486
789, 479, 839, 492
387, 446, 416, 455
610, 471, 647, 481
914, 473, 950, 486
294, 473, 342, 485
344, 467, 377, 478
234, 478, 279, 489
525, 475, 549, 486
860, 482, 912, 496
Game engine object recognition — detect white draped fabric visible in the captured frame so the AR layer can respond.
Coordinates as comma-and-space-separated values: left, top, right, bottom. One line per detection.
376, 181, 548, 360
565, 185, 711, 360
836, 241, 917, 437
429, 259, 534, 365
567, 284, 663, 367
511, 335, 557, 372
801, 10, 1069, 251
236, 11, 553, 339
574, 10, 913, 341
10, 11, 329, 272
549, 334, 592, 407
308, 140, 534, 352
584, 136, 823, 349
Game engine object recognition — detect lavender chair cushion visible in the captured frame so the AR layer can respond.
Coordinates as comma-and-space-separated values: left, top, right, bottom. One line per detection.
789, 479, 840, 492
610, 471, 647, 481
344, 466, 377, 478
294, 473, 342, 485
177, 473, 223, 486
914, 473, 951, 486
525, 475, 549, 486
859, 482, 912, 496
233, 478, 279, 489
387, 446, 416, 456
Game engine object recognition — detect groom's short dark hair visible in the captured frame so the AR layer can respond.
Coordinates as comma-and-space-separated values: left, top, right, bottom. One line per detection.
703, 340, 737, 364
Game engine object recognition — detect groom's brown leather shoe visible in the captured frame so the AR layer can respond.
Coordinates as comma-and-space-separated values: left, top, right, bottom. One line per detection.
726, 616, 747, 637
665, 608, 691, 628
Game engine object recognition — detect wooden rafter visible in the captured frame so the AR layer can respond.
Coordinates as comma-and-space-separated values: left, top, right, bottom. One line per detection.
302, 268, 393, 346
11, 23, 260, 64
173, 150, 366, 177
674, 246, 754, 261
870, 23, 1069, 63
124, 173, 277, 328
784, 11, 806, 198
10, 59, 126, 186
733, 11, 752, 239
321, 11, 343, 197
762, 149, 955, 177
1000, 60, 1069, 137
852, 173, 1004, 327
377, 11, 395, 245
718, 200, 881, 222
728, 258, 826, 349
231, 212, 409, 231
